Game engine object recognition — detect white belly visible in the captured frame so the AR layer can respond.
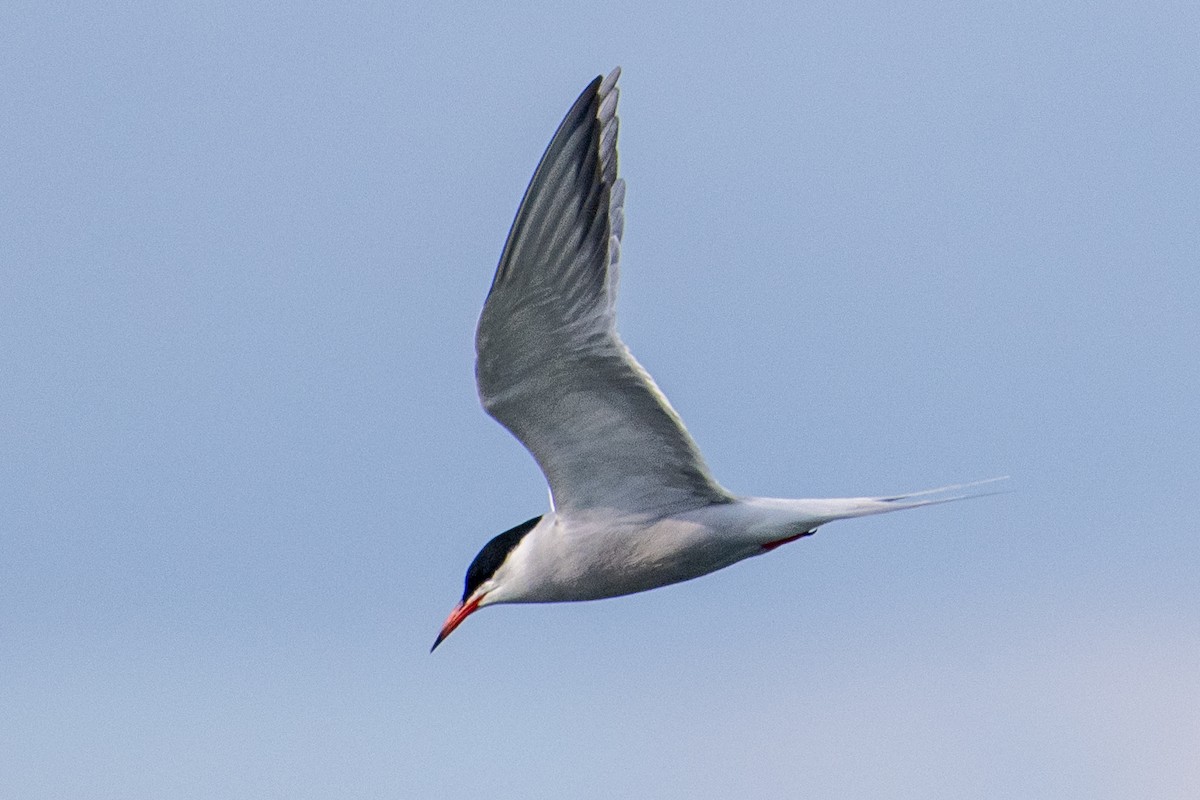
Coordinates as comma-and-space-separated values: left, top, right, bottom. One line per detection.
515, 509, 770, 602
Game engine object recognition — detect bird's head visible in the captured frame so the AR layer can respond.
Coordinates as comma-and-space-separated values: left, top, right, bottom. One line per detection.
430, 515, 542, 652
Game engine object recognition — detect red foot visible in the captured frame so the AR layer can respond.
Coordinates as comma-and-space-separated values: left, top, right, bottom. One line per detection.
761, 529, 815, 552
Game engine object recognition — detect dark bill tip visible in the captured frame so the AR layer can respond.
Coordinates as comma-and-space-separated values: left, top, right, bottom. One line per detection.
429, 595, 484, 654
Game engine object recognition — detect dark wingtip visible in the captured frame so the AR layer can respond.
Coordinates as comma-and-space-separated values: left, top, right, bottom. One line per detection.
430, 632, 447, 653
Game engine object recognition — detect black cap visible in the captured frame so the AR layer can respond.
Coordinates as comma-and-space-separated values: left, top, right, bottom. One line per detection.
462, 515, 541, 602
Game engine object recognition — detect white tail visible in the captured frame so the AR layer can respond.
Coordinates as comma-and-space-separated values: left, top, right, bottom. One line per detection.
801, 477, 1010, 524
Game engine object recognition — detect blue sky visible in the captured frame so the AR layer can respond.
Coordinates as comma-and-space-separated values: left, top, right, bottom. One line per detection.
2, 2, 1197, 798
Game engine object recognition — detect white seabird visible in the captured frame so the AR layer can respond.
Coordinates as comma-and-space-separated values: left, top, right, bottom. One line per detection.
433, 68, 1002, 651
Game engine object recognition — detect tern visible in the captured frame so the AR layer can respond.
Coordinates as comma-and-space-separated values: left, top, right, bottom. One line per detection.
432, 68, 1002, 651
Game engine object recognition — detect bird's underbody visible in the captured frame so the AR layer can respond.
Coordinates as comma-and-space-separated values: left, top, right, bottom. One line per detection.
432, 68, 1001, 651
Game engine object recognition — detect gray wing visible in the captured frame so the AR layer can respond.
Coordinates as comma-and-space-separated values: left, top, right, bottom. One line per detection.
475, 68, 731, 516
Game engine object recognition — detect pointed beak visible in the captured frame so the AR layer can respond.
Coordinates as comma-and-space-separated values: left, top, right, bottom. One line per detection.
430, 595, 484, 652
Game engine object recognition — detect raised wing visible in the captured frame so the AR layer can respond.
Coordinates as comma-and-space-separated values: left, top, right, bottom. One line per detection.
475, 68, 731, 517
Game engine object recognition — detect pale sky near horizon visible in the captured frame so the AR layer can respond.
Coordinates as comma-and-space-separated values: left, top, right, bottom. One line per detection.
2, 2, 1198, 798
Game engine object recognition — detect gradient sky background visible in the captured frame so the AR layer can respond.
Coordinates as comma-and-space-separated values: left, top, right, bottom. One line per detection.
3, 2, 1197, 798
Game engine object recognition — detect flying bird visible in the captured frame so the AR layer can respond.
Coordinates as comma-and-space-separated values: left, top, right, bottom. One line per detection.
432, 68, 1001, 651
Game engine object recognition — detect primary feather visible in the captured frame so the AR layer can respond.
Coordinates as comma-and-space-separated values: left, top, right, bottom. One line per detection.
476, 67, 731, 517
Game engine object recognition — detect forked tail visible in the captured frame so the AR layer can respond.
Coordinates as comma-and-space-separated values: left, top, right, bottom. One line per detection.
805, 477, 1010, 524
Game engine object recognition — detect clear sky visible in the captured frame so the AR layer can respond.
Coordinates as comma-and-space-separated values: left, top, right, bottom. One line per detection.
2, 2, 1197, 798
